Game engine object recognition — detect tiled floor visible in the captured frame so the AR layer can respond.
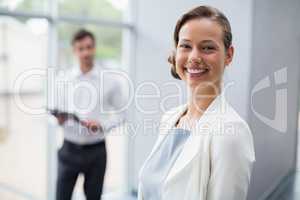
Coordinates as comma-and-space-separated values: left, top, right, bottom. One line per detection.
267, 171, 300, 200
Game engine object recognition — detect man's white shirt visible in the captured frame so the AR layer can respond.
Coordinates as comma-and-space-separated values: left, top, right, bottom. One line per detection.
51, 66, 128, 145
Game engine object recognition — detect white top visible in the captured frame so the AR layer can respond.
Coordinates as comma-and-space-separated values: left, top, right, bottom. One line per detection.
50, 66, 128, 145
139, 128, 190, 200
138, 93, 256, 200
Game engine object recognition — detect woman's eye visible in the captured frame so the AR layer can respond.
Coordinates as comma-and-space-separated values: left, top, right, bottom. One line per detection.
179, 44, 191, 49
202, 46, 215, 52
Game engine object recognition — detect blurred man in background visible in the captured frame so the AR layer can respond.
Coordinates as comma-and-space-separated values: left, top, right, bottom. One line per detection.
51, 29, 127, 200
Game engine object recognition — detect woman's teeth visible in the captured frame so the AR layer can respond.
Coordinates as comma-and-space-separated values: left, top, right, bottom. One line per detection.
186, 68, 208, 74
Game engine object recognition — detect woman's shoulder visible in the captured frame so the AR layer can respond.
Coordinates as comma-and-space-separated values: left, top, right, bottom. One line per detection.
223, 103, 252, 135
211, 102, 255, 161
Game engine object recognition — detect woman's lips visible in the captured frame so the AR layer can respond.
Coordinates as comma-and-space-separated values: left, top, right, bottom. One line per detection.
185, 67, 209, 78
187, 68, 208, 73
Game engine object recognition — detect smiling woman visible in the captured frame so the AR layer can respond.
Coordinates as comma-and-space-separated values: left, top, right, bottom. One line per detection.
174, 17, 233, 90
168, 6, 233, 87
138, 5, 255, 200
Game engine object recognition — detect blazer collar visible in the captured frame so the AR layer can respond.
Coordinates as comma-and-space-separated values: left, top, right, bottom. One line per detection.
155, 91, 227, 154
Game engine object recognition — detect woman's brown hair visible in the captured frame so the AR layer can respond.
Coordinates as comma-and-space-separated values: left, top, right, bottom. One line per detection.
168, 5, 233, 79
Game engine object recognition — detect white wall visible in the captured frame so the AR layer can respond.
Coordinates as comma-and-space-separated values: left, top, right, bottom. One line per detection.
248, 0, 300, 199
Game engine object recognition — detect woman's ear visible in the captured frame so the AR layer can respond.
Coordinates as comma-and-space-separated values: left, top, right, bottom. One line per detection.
225, 45, 234, 66
168, 50, 176, 65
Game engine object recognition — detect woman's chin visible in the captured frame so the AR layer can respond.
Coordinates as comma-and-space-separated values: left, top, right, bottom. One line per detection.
186, 78, 220, 91
186, 78, 208, 87
186, 81, 205, 91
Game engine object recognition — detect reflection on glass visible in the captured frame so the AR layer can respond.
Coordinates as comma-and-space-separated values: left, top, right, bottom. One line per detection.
0, 16, 47, 200
58, 0, 127, 21
0, 0, 47, 13
0, 4, 128, 198
0, 96, 47, 200
0, 16, 48, 92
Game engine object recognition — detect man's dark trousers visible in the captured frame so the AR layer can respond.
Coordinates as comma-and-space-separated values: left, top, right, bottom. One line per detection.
56, 140, 107, 200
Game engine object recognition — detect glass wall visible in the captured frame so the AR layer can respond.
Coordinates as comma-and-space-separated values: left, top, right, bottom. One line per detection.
0, 0, 132, 199
58, 0, 124, 21
0, 16, 48, 200
0, 0, 48, 13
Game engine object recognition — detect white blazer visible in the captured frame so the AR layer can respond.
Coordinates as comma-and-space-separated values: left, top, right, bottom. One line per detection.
138, 94, 256, 200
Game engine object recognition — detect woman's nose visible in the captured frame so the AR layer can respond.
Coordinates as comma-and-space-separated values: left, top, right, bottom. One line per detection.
188, 48, 202, 64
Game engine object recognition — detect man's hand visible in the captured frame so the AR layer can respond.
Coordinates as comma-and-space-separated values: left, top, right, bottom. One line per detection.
81, 120, 103, 133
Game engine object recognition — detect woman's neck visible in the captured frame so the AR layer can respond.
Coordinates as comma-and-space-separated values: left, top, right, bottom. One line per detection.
186, 85, 221, 119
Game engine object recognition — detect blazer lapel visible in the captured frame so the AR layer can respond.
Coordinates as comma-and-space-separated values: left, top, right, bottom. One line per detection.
164, 94, 226, 184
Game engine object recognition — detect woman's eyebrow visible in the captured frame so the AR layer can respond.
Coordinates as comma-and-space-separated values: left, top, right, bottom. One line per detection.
200, 40, 216, 44
179, 39, 217, 44
179, 39, 191, 43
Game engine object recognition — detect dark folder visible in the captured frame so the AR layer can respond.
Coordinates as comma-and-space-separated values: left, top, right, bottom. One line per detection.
47, 108, 81, 123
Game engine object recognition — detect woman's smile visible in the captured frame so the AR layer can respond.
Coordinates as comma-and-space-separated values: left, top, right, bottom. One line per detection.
184, 60, 210, 79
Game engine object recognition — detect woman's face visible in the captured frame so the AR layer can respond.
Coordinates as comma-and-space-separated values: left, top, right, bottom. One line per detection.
175, 18, 233, 90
